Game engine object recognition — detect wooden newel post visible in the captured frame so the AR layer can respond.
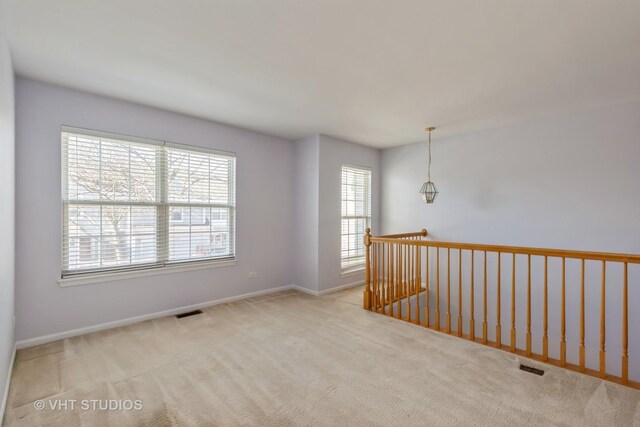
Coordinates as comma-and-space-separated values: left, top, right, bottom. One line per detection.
363, 228, 372, 310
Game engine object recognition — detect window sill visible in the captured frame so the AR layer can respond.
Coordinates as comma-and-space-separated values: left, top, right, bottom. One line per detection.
58, 259, 237, 287
340, 266, 365, 277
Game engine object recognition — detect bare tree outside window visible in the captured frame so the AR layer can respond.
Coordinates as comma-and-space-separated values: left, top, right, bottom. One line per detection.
62, 130, 235, 277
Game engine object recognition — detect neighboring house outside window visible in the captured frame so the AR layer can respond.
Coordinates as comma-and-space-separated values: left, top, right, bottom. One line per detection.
62, 127, 236, 278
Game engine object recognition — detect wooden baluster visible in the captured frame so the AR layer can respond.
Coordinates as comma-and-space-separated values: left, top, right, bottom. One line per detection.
411, 241, 416, 321
375, 242, 379, 312
410, 241, 413, 289
404, 242, 408, 318
403, 242, 407, 297
405, 243, 409, 295
400, 244, 404, 308
470, 250, 475, 341
372, 242, 377, 312
496, 253, 502, 347
393, 243, 398, 316
376, 242, 381, 312
396, 243, 404, 319
411, 244, 414, 301
425, 246, 430, 327
561, 257, 566, 366
580, 259, 585, 371
378, 242, 383, 313
510, 253, 516, 352
436, 248, 441, 330
408, 242, 412, 317
373, 242, 377, 312
383, 243, 388, 314
622, 262, 628, 383
447, 248, 451, 333
543, 256, 548, 360
411, 239, 416, 292
405, 243, 410, 321
415, 245, 421, 324
405, 243, 410, 319
379, 243, 382, 311
390, 243, 393, 310
399, 243, 403, 300
526, 254, 532, 356
404, 243, 408, 302
380, 242, 384, 312
388, 243, 393, 314
395, 243, 399, 302
397, 243, 401, 300
391, 243, 396, 303
397, 243, 401, 301
383, 243, 391, 314
363, 228, 372, 310
483, 251, 488, 344
379, 243, 383, 312
376, 243, 380, 312
396, 244, 401, 319
458, 249, 463, 337
599, 261, 606, 378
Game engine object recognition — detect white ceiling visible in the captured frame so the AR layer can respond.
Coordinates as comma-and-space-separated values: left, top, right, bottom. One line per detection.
3, 0, 640, 148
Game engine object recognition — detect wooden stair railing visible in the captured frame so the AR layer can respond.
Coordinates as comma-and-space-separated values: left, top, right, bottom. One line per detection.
363, 229, 428, 312
362, 228, 640, 389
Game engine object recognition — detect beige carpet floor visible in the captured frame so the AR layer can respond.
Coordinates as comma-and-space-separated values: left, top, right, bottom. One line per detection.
3, 286, 640, 426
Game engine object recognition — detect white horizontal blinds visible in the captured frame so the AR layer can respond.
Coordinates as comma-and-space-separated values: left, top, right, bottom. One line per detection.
62, 131, 162, 276
341, 165, 371, 270
166, 146, 235, 263
62, 128, 236, 277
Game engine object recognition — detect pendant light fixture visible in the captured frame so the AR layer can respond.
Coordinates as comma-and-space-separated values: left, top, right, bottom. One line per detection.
419, 127, 438, 204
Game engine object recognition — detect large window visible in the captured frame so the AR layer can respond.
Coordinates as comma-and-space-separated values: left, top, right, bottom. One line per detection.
341, 165, 371, 271
62, 127, 235, 277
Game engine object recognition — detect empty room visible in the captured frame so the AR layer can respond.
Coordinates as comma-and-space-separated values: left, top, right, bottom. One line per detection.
1, 1, 640, 426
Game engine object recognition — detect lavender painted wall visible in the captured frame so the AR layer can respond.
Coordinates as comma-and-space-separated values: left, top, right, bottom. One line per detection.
15, 78, 296, 341
0, 2, 15, 415
293, 135, 320, 291
380, 100, 640, 379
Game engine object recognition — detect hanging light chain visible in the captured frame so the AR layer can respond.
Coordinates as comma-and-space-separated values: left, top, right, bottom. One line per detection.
428, 128, 432, 181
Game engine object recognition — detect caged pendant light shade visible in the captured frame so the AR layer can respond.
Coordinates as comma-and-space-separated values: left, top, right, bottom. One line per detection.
419, 180, 438, 204
419, 127, 438, 204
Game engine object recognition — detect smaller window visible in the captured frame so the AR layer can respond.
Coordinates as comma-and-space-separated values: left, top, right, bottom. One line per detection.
341, 165, 372, 271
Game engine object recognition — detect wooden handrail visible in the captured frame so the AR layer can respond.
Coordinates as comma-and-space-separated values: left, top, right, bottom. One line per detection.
377, 229, 428, 239
364, 229, 640, 390
368, 237, 640, 264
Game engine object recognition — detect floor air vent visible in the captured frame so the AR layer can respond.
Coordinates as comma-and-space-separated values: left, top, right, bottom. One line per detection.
175, 309, 203, 319
519, 364, 544, 376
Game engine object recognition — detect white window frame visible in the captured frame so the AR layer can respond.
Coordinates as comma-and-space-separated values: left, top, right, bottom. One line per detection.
60, 126, 236, 283
341, 164, 372, 272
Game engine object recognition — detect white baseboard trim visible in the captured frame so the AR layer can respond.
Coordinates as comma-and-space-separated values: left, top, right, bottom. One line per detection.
16, 285, 293, 350
291, 280, 364, 297
319, 280, 364, 295
289, 285, 319, 296
1, 343, 16, 423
